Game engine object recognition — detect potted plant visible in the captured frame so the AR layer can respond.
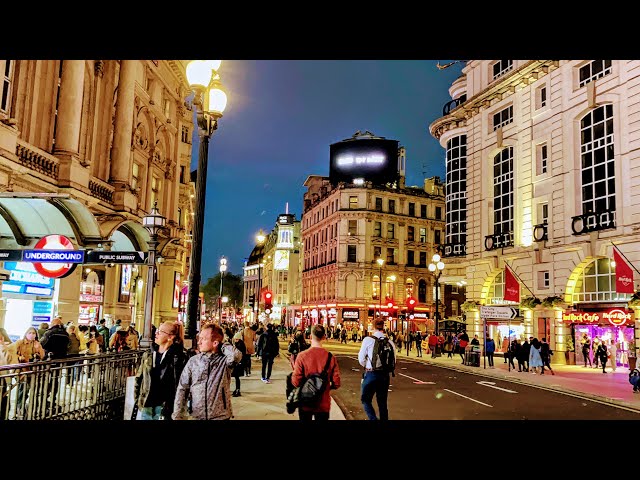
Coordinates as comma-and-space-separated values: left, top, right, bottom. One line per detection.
565, 335, 576, 365
541, 295, 566, 309
520, 295, 541, 310
461, 300, 479, 312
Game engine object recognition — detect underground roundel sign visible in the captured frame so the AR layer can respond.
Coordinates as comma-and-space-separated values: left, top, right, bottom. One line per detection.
29, 235, 80, 278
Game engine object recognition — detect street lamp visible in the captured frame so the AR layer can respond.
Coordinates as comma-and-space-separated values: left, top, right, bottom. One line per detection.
185, 60, 228, 341
428, 254, 445, 338
141, 201, 166, 349
377, 258, 384, 329
219, 256, 227, 321
254, 230, 266, 322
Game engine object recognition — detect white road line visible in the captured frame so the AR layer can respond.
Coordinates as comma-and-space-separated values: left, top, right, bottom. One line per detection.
477, 381, 518, 394
397, 372, 435, 384
443, 389, 493, 407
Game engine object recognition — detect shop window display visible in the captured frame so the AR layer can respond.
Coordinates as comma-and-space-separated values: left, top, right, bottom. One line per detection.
574, 324, 633, 368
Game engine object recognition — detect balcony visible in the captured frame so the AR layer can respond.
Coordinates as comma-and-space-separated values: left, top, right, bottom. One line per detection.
485, 231, 514, 251
441, 242, 466, 257
89, 177, 115, 204
15, 139, 59, 180
571, 209, 616, 235
533, 222, 548, 242
442, 95, 467, 116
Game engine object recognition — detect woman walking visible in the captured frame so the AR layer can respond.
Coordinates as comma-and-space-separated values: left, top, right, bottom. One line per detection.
528, 338, 544, 374
134, 321, 187, 420
13, 327, 45, 418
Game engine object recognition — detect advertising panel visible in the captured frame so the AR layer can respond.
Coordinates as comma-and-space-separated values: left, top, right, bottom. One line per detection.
329, 137, 399, 186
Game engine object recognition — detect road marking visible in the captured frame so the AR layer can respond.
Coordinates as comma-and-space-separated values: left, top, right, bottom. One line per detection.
398, 372, 435, 384
443, 389, 493, 408
477, 381, 518, 394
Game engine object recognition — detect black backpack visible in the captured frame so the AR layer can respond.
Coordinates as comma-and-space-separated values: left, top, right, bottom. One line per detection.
298, 352, 333, 405
371, 336, 396, 376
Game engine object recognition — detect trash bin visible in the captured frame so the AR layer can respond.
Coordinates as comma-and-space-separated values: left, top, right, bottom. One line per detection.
465, 345, 481, 367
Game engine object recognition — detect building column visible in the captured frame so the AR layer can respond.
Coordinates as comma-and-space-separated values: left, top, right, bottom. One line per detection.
110, 60, 137, 212
55, 60, 90, 191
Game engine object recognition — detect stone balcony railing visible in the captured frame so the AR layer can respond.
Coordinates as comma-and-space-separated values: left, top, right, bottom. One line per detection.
89, 177, 115, 204
15, 139, 59, 180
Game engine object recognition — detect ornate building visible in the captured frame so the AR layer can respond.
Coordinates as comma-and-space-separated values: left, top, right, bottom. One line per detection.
431, 60, 640, 366
0, 60, 195, 337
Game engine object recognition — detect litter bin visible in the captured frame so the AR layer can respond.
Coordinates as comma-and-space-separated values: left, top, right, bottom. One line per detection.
465, 345, 481, 367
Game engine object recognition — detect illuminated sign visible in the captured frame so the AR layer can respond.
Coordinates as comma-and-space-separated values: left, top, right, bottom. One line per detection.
342, 309, 359, 320
80, 294, 103, 303
329, 136, 399, 186
29, 235, 80, 278
2, 261, 54, 297
562, 309, 633, 326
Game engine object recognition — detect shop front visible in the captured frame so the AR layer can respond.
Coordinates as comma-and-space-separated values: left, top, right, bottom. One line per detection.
78, 268, 104, 325
341, 308, 361, 331
485, 319, 526, 354
563, 308, 634, 369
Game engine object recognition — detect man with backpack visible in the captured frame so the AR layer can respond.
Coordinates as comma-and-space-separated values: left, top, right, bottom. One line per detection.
358, 318, 396, 420
291, 324, 341, 421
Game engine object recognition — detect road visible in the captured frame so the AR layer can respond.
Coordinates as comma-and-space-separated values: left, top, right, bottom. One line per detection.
319, 342, 640, 420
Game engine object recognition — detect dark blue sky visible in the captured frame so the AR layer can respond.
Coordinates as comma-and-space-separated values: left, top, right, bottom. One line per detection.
192, 60, 464, 280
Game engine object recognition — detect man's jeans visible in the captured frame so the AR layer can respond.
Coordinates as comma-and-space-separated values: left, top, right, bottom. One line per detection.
361, 370, 390, 420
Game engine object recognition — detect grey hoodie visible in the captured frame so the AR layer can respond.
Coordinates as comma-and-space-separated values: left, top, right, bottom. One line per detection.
172, 343, 242, 420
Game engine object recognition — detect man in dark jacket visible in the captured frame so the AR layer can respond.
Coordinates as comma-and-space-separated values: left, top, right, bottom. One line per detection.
259, 323, 280, 383
39, 316, 70, 413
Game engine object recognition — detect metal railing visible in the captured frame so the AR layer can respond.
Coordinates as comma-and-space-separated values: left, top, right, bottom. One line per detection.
0, 351, 143, 420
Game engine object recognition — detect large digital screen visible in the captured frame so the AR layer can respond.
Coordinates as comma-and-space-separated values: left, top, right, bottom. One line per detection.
329, 137, 399, 186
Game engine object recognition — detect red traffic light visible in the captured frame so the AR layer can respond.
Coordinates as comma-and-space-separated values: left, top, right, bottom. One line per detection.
264, 291, 273, 301
386, 299, 394, 309
407, 297, 417, 307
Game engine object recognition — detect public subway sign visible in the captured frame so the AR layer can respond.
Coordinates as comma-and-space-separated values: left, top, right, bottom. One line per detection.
562, 309, 633, 326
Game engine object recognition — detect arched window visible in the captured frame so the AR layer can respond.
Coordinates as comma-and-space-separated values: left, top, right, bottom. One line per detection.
572, 258, 631, 303
493, 147, 513, 236
418, 279, 427, 303
405, 278, 414, 298
446, 135, 467, 251
487, 271, 519, 305
372, 275, 380, 299
580, 105, 615, 215
385, 276, 396, 299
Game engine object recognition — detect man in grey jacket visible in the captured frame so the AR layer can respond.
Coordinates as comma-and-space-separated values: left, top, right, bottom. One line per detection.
172, 323, 242, 420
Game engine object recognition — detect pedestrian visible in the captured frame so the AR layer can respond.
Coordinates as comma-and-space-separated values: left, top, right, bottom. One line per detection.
134, 321, 188, 420
596, 341, 608, 373
36, 322, 49, 341
485, 335, 495, 367
357, 318, 396, 421
415, 332, 422, 357
96, 318, 110, 351
520, 338, 530, 372
259, 323, 280, 383
580, 333, 592, 367
458, 331, 469, 364
13, 326, 45, 418
540, 337, 555, 375
291, 324, 341, 421
288, 329, 309, 369
429, 332, 438, 358
109, 319, 122, 338
529, 338, 543, 374
340, 328, 347, 344
508, 339, 518, 370
39, 316, 69, 412
231, 335, 246, 397
172, 323, 242, 420
405, 331, 412, 356
66, 324, 82, 386
242, 321, 256, 362
609, 339, 617, 372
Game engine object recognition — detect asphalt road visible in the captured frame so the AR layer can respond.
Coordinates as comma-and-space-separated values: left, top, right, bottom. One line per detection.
327, 346, 640, 420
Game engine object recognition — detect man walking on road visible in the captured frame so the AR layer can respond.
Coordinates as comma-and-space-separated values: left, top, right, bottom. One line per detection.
358, 318, 396, 420
259, 323, 280, 383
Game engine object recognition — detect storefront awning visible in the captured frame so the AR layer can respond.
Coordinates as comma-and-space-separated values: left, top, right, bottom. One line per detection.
0, 193, 105, 249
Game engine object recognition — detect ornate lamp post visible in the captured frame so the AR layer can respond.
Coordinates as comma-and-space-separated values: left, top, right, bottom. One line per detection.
141, 201, 166, 349
428, 254, 445, 338
185, 60, 228, 341
219, 256, 227, 320
377, 258, 384, 328
254, 230, 266, 322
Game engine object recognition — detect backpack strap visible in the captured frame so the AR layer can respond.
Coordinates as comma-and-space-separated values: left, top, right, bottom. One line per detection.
370, 336, 380, 370
322, 351, 333, 377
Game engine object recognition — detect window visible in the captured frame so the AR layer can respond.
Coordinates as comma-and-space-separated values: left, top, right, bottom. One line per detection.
407, 226, 415, 242
181, 126, 190, 143
408, 202, 415, 217
446, 135, 467, 249
538, 203, 549, 225
388, 199, 395, 213
581, 105, 615, 216
1, 60, 13, 114
372, 275, 380, 300
375, 197, 382, 211
418, 279, 427, 303
420, 205, 427, 218
493, 105, 513, 131
419, 251, 427, 267
374, 246, 381, 260
179, 166, 186, 184
572, 258, 630, 303
51, 61, 63, 147
407, 250, 414, 266
434, 230, 441, 245
419, 228, 427, 243
150, 175, 161, 209
435, 206, 442, 220
492, 60, 513, 80
348, 220, 357, 235
177, 207, 182, 227
349, 196, 358, 209
487, 271, 519, 305
132, 163, 140, 192
538, 270, 550, 289
347, 245, 357, 263
536, 85, 547, 110
493, 147, 514, 235
579, 60, 612, 88
387, 223, 395, 239
386, 248, 395, 264
374, 221, 381, 237
536, 143, 548, 175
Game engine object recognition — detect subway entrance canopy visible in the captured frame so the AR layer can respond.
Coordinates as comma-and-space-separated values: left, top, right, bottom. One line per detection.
0, 193, 106, 250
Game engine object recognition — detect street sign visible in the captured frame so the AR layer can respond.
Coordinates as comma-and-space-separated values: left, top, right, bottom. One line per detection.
85, 251, 148, 264
480, 305, 519, 319
0, 250, 23, 261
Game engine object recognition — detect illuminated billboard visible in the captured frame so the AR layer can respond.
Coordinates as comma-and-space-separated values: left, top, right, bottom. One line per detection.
329, 135, 399, 186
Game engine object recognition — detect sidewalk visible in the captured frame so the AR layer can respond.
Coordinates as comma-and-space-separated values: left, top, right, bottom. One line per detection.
231, 354, 345, 420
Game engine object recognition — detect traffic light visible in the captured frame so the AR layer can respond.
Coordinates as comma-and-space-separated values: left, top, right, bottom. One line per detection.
406, 297, 417, 314
248, 294, 255, 308
386, 297, 395, 310
264, 290, 273, 314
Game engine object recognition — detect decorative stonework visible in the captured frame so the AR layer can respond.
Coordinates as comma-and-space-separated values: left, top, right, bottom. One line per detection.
134, 123, 149, 151
94, 60, 104, 78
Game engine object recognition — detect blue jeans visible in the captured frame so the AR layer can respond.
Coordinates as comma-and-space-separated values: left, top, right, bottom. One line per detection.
361, 370, 390, 420
139, 406, 163, 420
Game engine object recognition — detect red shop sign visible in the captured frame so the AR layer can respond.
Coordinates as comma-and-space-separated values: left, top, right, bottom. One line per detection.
563, 308, 633, 326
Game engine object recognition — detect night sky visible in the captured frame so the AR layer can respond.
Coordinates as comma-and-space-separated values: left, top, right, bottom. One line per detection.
191, 60, 464, 281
